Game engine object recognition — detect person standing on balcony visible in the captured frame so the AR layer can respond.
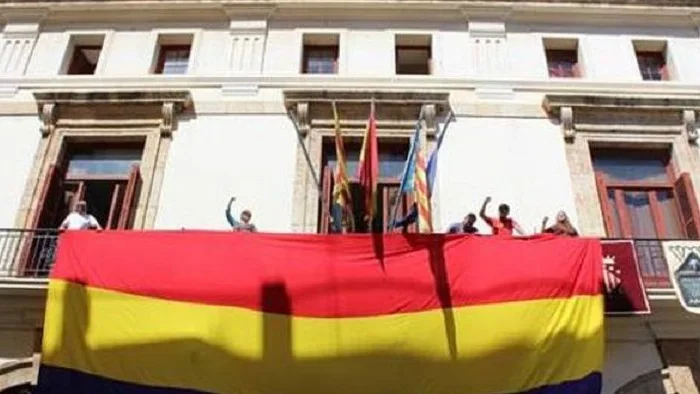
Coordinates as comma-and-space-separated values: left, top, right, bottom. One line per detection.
541, 211, 579, 237
479, 197, 525, 236
59, 200, 102, 230
226, 197, 257, 233
447, 213, 479, 234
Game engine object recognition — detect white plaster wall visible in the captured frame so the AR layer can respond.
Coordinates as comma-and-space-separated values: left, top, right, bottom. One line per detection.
24, 31, 69, 76
195, 29, 230, 74
101, 30, 154, 75
346, 30, 393, 76
436, 30, 469, 78
154, 114, 297, 232
603, 341, 663, 393
0, 116, 40, 228
667, 38, 700, 82
435, 115, 578, 234
506, 31, 547, 80
263, 26, 300, 74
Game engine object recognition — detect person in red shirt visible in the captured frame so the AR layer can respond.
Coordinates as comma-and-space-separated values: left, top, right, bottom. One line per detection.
479, 196, 525, 236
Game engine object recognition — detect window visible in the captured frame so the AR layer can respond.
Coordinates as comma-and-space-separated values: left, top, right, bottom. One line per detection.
34, 142, 145, 230
65, 35, 105, 75
319, 139, 414, 233
302, 34, 339, 74
543, 38, 580, 78
592, 148, 700, 239
395, 34, 431, 75
153, 34, 193, 75
634, 41, 669, 81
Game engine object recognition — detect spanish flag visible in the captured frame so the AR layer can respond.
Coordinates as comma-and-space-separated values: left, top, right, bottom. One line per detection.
38, 232, 603, 394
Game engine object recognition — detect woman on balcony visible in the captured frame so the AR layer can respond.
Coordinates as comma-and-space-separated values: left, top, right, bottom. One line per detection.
541, 211, 578, 237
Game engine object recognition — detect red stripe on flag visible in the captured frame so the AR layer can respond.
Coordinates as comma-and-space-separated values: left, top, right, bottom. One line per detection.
52, 231, 602, 318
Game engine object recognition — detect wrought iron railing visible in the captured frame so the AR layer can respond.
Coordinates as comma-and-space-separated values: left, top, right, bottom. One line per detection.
0, 229, 679, 288
0, 228, 59, 278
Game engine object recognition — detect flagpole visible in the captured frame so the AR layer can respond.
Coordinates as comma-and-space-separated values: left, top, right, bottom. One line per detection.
386, 108, 424, 232
286, 109, 321, 193
367, 98, 376, 230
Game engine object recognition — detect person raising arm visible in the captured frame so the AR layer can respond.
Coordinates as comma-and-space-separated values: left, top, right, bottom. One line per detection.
480, 196, 525, 236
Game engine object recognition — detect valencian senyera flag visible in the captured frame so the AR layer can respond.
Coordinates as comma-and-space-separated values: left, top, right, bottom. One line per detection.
38, 231, 604, 394
331, 101, 354, 233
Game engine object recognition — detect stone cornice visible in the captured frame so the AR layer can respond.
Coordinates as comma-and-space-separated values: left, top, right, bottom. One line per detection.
33, 90, 192, 107
0, 1, 699, 26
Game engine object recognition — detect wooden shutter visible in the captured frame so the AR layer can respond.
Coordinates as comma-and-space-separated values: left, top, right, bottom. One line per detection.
674, 172, 700, 239
595, 172, 615, 237
31, 164, 65, 229
320, 165, 332, 234
118, 165, 142, 229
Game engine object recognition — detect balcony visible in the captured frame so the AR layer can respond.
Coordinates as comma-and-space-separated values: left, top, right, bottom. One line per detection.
0, 228, 57, 281
0, 229, 678, 290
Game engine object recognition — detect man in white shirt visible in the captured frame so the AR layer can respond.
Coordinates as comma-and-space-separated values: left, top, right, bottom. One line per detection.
59, 200, 102, 230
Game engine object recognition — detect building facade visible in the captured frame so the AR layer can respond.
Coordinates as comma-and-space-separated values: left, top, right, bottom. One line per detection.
0, 0, 700, 392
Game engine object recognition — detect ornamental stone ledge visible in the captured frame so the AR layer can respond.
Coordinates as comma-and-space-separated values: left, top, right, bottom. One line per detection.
543, 94, 700, 143
284, 90, 451, 137
33, 90, 193, 137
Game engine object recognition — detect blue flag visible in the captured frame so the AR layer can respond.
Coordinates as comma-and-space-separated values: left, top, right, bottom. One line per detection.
426, 119, 447, 194
393, 115, 450, 228
397, 123, 420, 195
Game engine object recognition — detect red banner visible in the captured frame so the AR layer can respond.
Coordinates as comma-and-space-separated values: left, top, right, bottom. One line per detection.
602, 240, 650, 315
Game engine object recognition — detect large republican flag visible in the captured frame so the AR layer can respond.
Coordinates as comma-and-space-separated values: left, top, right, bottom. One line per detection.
38, 232, 603, 394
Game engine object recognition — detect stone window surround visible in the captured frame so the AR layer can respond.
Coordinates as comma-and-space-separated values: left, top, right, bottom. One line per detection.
283, 90, 451, 233
544, 94, 700, 237
14, 90, 191, 230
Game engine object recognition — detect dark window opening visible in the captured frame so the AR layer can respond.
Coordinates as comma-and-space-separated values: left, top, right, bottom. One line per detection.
67, 45, 102, 75
302, 45, 338, 74
546, 49, 579, 78
155, 44, 191, 75
319, 139, 414, 234
636, 51, 668, 81
592, 148, 700, 240
33, 142, 144, 231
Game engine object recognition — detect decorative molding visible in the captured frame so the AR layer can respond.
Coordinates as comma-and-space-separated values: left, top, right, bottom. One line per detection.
683, 109, 698, 144
160, 102, 175, 137
561, 106, 575, 141
467, 20, 507, 39
422, 103, 437, 131
295, 102, 309, 137
33, 90, 191, 107
39, 102, 55, 137
544, 94, 700, 141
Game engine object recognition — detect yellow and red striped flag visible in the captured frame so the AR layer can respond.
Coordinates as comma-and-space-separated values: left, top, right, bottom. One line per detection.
413, 137, 433, 233
357, 105, 378, 223
331, 102, 353, 231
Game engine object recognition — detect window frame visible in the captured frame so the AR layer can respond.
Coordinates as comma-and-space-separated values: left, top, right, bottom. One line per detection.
593, 149, 699, 239
635, 50, 669, 81
301, 44, 339, 74
545, 49, 580, 78
395, 45, 432, 75
66, 45, 103, 75
154, 44, 192, 75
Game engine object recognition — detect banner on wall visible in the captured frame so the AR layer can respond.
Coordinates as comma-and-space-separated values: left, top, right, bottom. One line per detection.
601, 240, 651, 315
38, 232, 604, 394
661, 241, 700, 314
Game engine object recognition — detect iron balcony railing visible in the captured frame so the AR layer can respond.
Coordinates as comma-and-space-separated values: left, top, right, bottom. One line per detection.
0, 228, 59, 278
0, 229, 677, 287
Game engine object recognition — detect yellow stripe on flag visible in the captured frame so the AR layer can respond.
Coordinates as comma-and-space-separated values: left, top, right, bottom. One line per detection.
43, 280, 603, 394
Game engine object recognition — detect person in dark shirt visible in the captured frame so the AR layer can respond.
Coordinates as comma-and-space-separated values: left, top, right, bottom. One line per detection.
479, 197, 524, 236
226, 197, 257, 232
462, 213, 479, 234
541, 210, 578, 237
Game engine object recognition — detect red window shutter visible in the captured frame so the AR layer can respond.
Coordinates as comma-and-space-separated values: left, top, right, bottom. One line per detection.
320, 165, 332, 234
31, 164, 65, 229
673, 172, 700, 239
595, 172, 615, 237
117, 165, 142, 229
